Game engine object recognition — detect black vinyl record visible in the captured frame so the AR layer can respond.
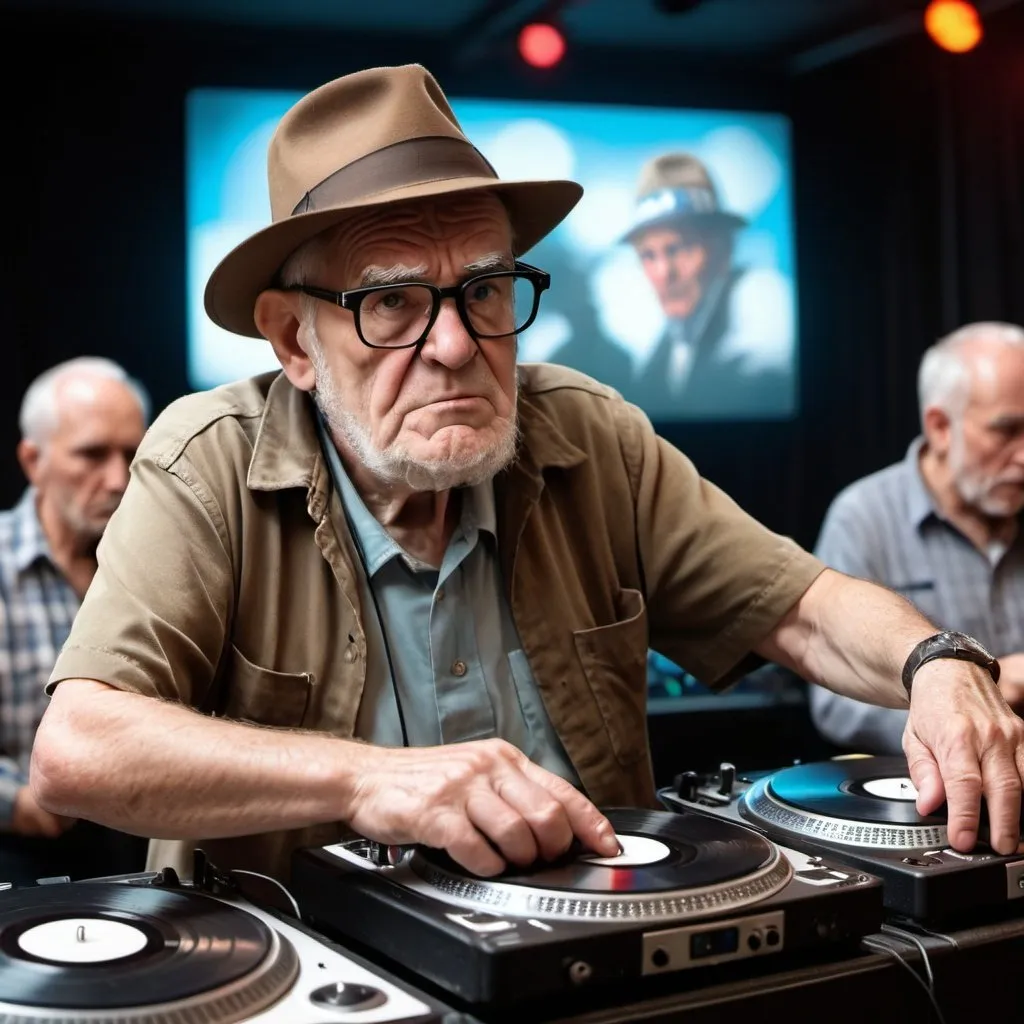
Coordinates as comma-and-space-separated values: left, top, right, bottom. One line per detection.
0, 881, 273, 1010
766, 757, 947, 827
417, 807, 776, 893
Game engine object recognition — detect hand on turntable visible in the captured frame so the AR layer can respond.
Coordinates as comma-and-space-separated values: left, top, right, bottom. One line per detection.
343, 738, 621, 876
11, 785, 76, 838
903, 659, 1024, 857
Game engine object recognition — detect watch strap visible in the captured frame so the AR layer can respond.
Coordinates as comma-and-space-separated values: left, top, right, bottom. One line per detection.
901, 631, 1001, 698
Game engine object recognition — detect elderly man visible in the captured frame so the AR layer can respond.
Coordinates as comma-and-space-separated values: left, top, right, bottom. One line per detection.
811, 322, 1024, 755
624, 152, 792, 420
29, 66, 1024, 885
1, 357, 148, 884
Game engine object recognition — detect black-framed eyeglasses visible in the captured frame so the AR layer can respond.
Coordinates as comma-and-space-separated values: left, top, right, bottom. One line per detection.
288, 260, 550, 350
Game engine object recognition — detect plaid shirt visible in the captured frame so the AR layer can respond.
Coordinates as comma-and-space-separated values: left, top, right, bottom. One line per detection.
0, 489, 80, 826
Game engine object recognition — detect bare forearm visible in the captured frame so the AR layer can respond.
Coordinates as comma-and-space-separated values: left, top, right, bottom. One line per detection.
31, 680, 360, 838
758, 569, 931, 709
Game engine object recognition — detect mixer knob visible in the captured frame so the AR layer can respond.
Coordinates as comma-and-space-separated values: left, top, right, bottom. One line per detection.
311, 982, 387, 1011
674, 771, 700, 800
718, 762, 736, 796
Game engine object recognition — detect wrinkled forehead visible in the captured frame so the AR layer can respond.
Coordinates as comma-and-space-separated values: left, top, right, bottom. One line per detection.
964, 343, 1024, 411
47, 379, 145, 445
328, 193, 513, 277
631, 221, 705, 249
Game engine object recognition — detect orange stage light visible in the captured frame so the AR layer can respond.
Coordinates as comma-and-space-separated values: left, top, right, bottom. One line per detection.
924, 0, 983, 53
518, 22, 566, 69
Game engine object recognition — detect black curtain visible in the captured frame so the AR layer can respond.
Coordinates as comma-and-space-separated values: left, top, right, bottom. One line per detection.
780, 2, 1024, 548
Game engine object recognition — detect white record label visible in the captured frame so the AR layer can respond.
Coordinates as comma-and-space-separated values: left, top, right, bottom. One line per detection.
579, 834, 670, 867
17, 916, 149, 963
862, 777, 919, 801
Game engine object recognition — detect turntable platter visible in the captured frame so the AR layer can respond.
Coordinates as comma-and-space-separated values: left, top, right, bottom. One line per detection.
766, 758, 946, 826
740, 757, 949, 850
0, 881, 298, 1023
407, 808, 793, 921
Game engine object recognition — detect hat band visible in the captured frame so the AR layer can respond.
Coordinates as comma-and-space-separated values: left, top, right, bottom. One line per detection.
291, 136, 498, 216
625, 185, 722, 236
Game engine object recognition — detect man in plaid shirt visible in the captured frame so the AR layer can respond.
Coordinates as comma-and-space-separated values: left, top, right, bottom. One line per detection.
0, 357, 148, 884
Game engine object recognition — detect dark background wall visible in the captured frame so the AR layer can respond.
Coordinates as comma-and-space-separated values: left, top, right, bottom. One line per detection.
2, 3, 1022, 774
4, 5, 1021, 546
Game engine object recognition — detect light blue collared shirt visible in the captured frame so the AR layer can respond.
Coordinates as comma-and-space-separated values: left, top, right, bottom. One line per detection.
810, 437, 1024, 754
317, 419, 580, 785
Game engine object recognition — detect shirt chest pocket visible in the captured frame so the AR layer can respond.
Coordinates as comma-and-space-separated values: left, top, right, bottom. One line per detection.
572, 587, 649, 767
217, 644, 313, 728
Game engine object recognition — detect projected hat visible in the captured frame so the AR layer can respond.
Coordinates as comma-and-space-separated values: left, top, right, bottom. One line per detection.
620, 152, 747, 244
204, 64, 584, 339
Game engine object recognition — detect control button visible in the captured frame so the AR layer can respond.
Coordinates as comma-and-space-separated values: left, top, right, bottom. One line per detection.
310, 982, 387, 1010
675, 771, 700, 801
747, 933, 762, 951
718, 762, 736, 796
451, 659, 468, 677
765, 929, 780, 947
567, 960, 592, 985
651, 947, 670, 968
446, 911, 515, 933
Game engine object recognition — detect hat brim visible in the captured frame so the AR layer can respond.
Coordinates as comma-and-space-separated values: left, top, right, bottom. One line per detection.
620, 209, 748, 246
204, 177, 583, 339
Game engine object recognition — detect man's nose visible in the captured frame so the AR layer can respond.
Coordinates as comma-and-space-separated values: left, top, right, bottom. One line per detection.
419, 298, 478, 369
653, 254, 677, 285
104, 454, 131, 493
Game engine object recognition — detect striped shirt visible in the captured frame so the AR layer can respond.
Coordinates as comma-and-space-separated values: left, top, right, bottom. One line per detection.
0, 489, 80, 825
809, 438, 1024, 754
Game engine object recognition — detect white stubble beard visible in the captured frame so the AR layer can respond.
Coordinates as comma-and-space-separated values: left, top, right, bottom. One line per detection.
306, 325, 520, 492
948, 421, 1024, 517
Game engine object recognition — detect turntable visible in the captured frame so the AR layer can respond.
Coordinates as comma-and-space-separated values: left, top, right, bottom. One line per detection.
290, 808, 883, 1006
0, 869, 450, 1023
659, 756, 1024, 924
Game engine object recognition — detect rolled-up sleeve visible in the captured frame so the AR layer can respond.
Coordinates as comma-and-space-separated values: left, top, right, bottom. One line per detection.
47, 453, 233, 710
621, 401, 825, 689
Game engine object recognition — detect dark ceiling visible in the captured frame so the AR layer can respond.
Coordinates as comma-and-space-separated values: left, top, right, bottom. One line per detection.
1, 0, 1021, 73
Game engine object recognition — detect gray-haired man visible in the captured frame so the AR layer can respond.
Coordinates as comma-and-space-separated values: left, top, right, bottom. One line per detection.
0, 357, 148, 883
811, 322, 1024, 754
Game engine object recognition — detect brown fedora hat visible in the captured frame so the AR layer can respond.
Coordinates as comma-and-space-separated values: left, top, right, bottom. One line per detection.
204, 64, 583, 339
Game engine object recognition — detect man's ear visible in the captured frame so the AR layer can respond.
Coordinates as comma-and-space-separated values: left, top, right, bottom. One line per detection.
16, 439, 43, 487
923, 405, 953, 457
254, 289, 315, 392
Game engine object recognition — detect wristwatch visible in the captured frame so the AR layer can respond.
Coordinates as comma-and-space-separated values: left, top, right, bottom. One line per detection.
901, 630, 1001, 698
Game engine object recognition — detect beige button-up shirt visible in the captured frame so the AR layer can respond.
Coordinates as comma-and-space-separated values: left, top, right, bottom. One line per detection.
49, 364, 823, 881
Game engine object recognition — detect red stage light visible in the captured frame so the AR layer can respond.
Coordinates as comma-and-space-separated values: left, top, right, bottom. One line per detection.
518, 22, 566, 69
924, 0, 983, 53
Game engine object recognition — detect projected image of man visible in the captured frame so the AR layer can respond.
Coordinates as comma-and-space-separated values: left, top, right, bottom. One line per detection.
625, 153, 791, 420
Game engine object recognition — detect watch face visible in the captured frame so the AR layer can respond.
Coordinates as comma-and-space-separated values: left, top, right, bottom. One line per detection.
943, 631, 995, 660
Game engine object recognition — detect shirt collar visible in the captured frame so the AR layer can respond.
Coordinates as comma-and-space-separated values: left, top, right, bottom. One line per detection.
314, 413, 496, 578
903, 436, 939, 529
10, 488, 57, 575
